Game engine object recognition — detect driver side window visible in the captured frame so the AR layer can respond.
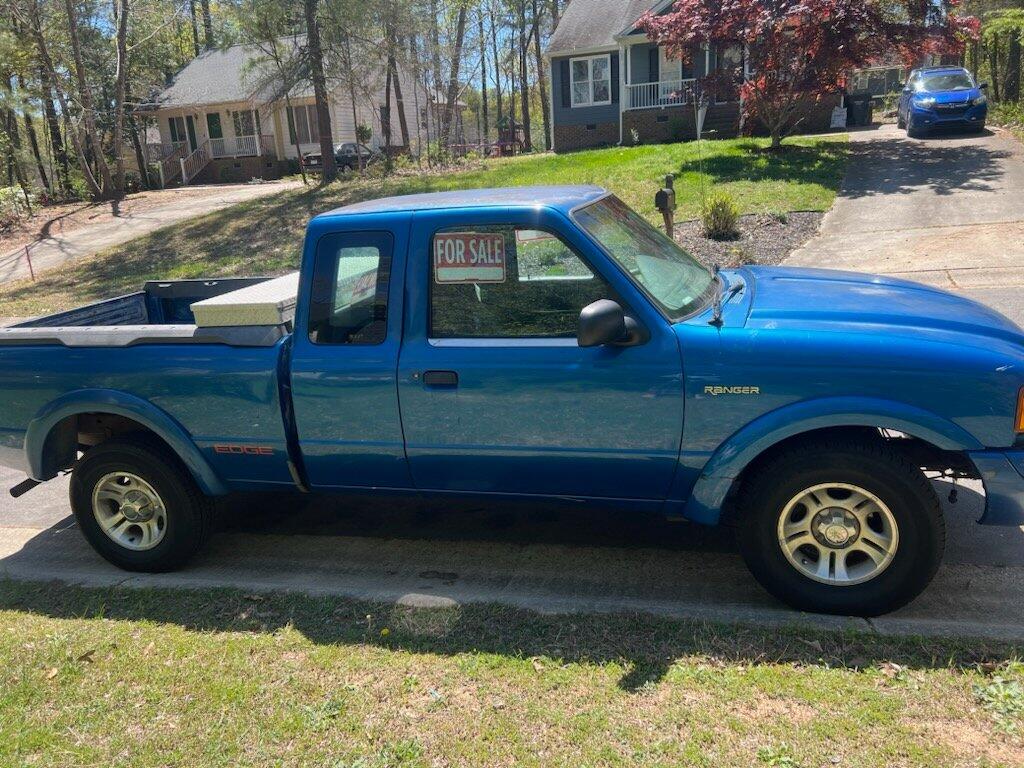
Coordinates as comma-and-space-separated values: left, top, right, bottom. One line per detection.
429, 225, 617, 338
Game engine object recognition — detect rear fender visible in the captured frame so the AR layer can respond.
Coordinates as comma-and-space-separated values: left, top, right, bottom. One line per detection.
25, 388, 228, 496
681, 396, 983, 525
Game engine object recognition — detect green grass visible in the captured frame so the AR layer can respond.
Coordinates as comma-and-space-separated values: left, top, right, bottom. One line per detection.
991, 101, 1024, 143
0, 135, 847, 317
0, 578, 1021, 767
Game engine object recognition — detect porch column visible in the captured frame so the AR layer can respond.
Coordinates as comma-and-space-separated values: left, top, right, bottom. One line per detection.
619, 42, 629, 145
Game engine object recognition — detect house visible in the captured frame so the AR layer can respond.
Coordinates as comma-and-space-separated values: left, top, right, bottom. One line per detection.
141, 39, 427, 186
543, 0, 842, 152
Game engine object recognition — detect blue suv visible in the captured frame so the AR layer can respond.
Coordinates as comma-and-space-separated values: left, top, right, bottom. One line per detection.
898, 66, 988, 137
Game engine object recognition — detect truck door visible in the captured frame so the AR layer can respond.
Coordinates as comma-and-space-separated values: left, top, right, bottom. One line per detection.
396, 208, 684, 502
289, 222, 412, 490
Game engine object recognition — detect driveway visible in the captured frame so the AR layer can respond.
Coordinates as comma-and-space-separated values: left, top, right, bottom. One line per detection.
0, 180, 301, 284
787, 123, 1024, 323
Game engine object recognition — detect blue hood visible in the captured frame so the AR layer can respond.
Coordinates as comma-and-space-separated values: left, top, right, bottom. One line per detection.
742, 266, 1023, 347
919, 87, 981, 105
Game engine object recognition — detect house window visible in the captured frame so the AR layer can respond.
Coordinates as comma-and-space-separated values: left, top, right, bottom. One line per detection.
232, 109, 261, 137
570, 54, 611, 107
168, 116, 186, 144
287, 104, 320, 145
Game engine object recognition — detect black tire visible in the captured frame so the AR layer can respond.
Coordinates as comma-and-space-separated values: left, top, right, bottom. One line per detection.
70, 436, 214, 572
736, 438, 944, 617
971, 121, 986, 133
897, 112, 906, 129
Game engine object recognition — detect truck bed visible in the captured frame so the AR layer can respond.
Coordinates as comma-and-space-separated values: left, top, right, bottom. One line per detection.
0, 277, 290, 348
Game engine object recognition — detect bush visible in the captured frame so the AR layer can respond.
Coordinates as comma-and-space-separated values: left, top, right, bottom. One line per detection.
701, 191, 740, 240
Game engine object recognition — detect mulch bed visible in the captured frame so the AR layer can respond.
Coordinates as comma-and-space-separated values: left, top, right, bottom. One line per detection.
673, 211, 824, 269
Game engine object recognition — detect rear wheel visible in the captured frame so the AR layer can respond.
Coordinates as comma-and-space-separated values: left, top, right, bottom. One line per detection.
70, 437, 214, 572
736, 438, 944, 616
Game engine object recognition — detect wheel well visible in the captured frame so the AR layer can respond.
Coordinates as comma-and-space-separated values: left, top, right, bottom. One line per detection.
719, 425, 978, 525
40, 412, 180, 478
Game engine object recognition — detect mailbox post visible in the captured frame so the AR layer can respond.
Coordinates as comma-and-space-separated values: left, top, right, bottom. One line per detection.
655, 174, 677, 238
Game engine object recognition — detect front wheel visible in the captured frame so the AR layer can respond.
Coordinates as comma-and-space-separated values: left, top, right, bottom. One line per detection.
70, 437, 214, 572
897, 111, 906, 129
736, 438, 944, 616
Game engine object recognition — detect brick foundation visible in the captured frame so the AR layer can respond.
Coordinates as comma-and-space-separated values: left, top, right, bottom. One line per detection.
553, 121, 619, 152
622, 103, 740, 145
191, 155, 292, 185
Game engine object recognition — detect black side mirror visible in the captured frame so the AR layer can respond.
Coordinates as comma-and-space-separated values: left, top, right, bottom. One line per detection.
979, 82, 989, 90
577, 299, 648, 347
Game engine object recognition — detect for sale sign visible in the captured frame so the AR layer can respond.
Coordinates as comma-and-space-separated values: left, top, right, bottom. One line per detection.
433, 232, 506, 284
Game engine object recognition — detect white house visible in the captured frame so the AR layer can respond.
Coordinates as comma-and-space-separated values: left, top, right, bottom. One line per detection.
142, 39, 430, 186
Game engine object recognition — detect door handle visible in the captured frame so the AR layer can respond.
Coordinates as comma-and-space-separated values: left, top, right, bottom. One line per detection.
422, 370, 459, 387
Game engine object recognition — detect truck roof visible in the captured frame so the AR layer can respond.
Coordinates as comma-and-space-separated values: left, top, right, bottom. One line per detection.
315, 185, 609, 219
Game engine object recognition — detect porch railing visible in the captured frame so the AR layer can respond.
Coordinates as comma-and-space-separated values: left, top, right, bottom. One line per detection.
626, 78, 698, 110
180, 139, 211, 184
208, 135, 277, 159
158, 142, 189, 187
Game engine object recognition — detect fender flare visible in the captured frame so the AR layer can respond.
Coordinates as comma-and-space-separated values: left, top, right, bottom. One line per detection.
682, 396, 983, 525
25, 388, 228, 496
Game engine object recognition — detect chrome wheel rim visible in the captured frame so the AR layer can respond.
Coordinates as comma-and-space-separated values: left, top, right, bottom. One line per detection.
91, 472, 168, 551
776, 483, 899, 586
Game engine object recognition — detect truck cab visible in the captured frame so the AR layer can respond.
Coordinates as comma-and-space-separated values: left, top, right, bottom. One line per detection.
3, 185, 1024, 617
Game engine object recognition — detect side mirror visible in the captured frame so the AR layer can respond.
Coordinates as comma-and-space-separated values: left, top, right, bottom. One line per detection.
577, 299, 648, 347
979, 82, 989, 90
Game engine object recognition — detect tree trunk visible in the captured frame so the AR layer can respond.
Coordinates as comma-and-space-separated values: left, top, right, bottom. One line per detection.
342, 32, 363, 172
303, 0, 337, 182
531, 0, 549, 150
390, 57, 410, 149
28, 0, 103, 199
441, 5, 468, 145
517, 0, 531, 151
990, 34, 1001, 102
112, 0, 132, 198
1007, 31, 1021, 103
63, 0, 115, 197
39, 66, 70, 194
429, 0, 442, 91
479, 9, 489, 143
549, 0, 559, 26
490, 5, 504, 128
188, 0, 200, 56
278, 97, 306, 185
383, 63, 393, 166
15, 73, 51, 193
201, 0, 214, 50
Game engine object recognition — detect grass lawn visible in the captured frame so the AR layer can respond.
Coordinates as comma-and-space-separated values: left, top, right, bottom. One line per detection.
0, 135, 847, 317
0, 579, 1020, 767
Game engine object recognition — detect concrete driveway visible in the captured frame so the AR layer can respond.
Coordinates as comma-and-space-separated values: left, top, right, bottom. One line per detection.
787, 123, 1024, 323
0, 180, 300, 284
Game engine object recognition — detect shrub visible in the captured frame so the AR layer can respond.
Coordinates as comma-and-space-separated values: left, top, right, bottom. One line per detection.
701, 191, 740, 240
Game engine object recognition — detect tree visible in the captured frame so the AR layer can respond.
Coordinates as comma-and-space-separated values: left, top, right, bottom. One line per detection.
640, 0, 979, 148
303, 0, 338, 182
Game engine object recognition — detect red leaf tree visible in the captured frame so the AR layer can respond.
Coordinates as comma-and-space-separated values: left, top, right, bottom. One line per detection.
639, 0, 978, 148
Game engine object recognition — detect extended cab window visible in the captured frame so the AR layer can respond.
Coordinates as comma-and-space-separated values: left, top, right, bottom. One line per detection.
308, 231, 392, 344
430, 225, 616, 338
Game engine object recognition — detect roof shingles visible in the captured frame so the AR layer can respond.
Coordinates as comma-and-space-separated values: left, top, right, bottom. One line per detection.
545, 0, 659, 56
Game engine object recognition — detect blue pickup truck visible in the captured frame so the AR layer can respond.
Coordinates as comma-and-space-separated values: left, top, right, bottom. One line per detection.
2, 186, 1023, 616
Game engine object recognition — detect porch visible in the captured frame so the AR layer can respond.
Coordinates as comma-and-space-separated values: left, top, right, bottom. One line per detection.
618, 40, 744, 112
150, 103, 285, 186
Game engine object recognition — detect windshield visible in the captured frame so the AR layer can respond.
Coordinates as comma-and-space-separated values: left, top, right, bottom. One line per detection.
917, 72, 974, 92
574, 195, 715, 319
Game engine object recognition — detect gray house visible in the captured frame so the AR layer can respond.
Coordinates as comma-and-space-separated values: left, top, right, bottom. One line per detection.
544, 0, 839, 152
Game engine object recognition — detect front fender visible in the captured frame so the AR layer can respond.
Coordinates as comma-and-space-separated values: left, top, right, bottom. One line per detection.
681, 396, 983, 524
25, 388, 228, 496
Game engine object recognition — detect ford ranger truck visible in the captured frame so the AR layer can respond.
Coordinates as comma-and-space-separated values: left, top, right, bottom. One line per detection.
2, 186, 1023, 617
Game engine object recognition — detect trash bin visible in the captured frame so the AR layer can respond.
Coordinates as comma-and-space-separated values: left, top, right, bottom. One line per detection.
846, 93, 873, 126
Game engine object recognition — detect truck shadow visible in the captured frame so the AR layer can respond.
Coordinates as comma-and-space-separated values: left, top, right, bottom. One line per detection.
2, 481, 1022, 690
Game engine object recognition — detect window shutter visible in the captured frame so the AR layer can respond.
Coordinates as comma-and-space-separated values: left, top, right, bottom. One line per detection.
611, 54, 619, 103
649, 48, 659, 82
560, 59, 571, 108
